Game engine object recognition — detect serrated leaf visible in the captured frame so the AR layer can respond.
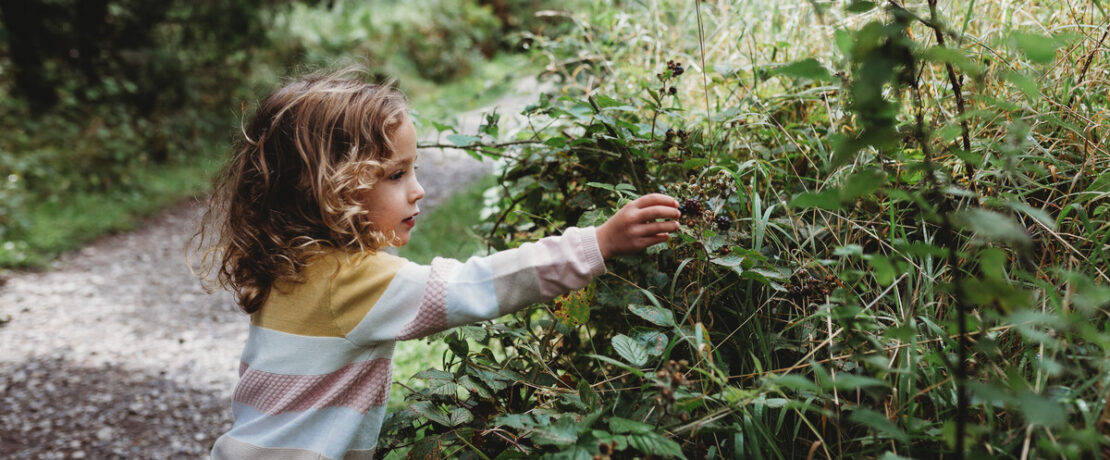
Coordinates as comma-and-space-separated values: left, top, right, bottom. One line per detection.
409, 401, 451, 426
628, 304, 675, 327
627, 432, 687, 459
612, 334, 649, 367
413, 369, 453, 381
448, 407, 473, 427
406, 434, 445, 460
457, 375, 492, 399
533, 416, 580, 445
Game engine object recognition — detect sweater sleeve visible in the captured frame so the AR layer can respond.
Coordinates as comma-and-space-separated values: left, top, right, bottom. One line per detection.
338, 226, 606, 346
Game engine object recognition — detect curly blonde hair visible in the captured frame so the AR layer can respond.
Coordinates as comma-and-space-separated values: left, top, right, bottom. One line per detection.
194, 68, 410, 314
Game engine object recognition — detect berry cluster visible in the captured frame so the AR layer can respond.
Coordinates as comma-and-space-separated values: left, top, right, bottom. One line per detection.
656, 59, 685, 98
666, 170, 737, 235
785, 270, 842, 303
653, 359, 691, 422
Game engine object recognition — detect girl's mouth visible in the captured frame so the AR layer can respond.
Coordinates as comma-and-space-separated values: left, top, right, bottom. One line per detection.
402, 216, 416, 228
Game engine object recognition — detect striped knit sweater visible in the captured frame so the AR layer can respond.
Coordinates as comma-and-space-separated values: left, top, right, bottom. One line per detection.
211, 227, 606, 459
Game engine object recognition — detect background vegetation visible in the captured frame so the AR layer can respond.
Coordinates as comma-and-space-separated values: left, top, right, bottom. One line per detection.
378, 0, 1110, 458
3, 0, 1109, 458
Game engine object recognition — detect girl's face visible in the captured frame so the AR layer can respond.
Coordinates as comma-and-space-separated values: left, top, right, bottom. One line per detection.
365, 116, 424, 246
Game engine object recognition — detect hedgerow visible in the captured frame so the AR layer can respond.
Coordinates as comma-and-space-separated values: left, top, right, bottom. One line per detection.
383, 1, 1110, 458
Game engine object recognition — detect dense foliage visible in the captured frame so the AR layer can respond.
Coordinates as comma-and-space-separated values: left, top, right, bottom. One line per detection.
0, 0, 556, 266
381, 1, 1110, 458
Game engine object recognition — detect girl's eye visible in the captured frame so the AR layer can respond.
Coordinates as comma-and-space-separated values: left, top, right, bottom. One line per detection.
389, 171, 405, 180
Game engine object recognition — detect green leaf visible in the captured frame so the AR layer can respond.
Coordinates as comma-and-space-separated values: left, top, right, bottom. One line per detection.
767, 58, 835, 82
628, 303, 676, 327
612, 334, 649, 367
829, 373, 888, 390
1003, 71, 1041, 100
448, 407, 473, 427
627, 432, 687, 459
446, 133, 481, 147
1016, 390, 1067, 427
410, 401, 451, 426
921, 45, 983, 76
635, 331, 669, 357
533, 416, 581, 445
790, 190, 842, 210
609, 416, 653, 434
1011, 32, 1061, 64
865, 254, 896, 286
839, 168, 886, 201
407, 434, 445, 459
950, 208, 1032, 248
845, 0, 876, 12
848, 408, 909, 443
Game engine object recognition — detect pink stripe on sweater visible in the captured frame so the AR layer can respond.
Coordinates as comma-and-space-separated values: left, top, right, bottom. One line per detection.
397, 258, 458, 340
234, 359, 391, 415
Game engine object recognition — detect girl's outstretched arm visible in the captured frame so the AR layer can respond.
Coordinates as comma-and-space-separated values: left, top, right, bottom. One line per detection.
597, 193, 682, 258
303, 193, 681, 346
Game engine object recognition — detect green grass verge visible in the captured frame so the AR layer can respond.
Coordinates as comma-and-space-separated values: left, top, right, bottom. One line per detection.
0, 152, 224, 269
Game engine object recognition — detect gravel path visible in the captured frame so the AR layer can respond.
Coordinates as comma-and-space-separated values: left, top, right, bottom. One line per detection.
0, 77, 544, 459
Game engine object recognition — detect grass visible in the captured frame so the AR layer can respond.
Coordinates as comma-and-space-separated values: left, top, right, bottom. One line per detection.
0, 152, 224, 269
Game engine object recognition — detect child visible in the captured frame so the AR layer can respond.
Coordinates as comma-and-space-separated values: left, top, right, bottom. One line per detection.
197, 68, 681, 459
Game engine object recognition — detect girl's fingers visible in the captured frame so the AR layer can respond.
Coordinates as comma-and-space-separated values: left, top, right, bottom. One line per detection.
634, 193, 680, 209
636, 221, 679, 236
635, 205, 681, 221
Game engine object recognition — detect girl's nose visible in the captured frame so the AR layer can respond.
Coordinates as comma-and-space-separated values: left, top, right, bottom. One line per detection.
411, 179, 425, 202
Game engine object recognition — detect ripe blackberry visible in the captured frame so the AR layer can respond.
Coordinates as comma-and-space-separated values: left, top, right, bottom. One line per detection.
668, 86, 677, 95
683, 199, 701, 214
715, 215, 732, 232
677, 203, 689, 216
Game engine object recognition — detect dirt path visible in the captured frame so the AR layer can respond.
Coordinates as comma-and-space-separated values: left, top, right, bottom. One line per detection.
0, 77, 545, 459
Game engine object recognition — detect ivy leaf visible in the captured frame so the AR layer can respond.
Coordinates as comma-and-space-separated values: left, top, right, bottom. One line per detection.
612, 334, 649, 367
627, 432, 687, 459
628, 304, 675, 327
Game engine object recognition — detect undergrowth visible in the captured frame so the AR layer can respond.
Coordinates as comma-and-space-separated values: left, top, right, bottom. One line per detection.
379, 1, 1110, 458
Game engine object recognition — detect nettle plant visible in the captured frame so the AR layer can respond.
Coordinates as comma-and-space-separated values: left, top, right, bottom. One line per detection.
381, 2, 1110, 459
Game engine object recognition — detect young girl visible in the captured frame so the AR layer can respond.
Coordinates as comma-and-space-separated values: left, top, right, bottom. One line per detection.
198, 68, 681, 459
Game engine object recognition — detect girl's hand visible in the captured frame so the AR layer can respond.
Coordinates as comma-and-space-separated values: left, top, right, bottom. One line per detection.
597, 193, 681, 259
